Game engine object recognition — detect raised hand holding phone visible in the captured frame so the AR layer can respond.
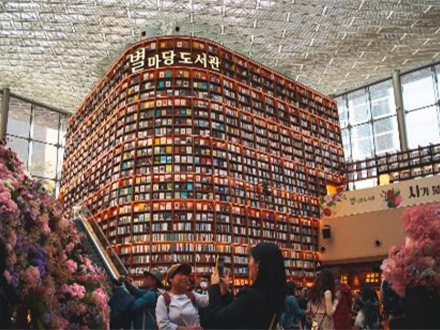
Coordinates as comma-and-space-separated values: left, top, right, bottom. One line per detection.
216, 256, 225, 277
219, 268, 230, 296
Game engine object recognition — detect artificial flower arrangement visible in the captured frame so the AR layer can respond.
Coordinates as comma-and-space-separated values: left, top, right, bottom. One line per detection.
0, 141, 110, 329
381, 202, 440, 297
319, 193, 346, 218
380, 188, 401, 209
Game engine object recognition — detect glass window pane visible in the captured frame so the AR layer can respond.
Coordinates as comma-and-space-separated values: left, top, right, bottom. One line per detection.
436, 64, 440, 97
33, 106, 59, 144
347, 89, 370, 125
7, 97, 31, 138
40, 179, 56, 196
406, 106, 440, 148
373, 116, 400, 155
59, 115, 68, 146
335, 96, 348, 128
30, 142, 57, 179
341, 128, 351, 160
402, 68, 436, 111
57, 147, 64, 180
354, 178, 377, 190
6, 136, 28, 169
351, 123, 374, 160
370, 80, 396, 119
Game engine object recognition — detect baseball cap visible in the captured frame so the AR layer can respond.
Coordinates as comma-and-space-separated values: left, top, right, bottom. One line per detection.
166, 263, 192, 281
144, 269, 164, 288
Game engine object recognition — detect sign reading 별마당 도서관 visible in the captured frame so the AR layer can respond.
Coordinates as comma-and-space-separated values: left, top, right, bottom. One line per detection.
129, 48, 221, 73
319, 175, 440, 219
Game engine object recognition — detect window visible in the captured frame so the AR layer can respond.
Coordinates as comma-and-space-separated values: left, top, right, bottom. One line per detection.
336, 96, 348, 128
7, 97, 31, 138
406, 107, 440, 148
402, 68, 436, 111
351, 123, 373, 160
341, 128, 351, 159
338, 79, 399, 161
30, 142, 58, 179
348, 90, 369, 125
436, 64, 440, 97
402, 67, 440, 148
373, 117, 399, 155
33, 106, 59, 144
7, 136, 29, 168
370, 80, 395, 119
3, 94, 68, 196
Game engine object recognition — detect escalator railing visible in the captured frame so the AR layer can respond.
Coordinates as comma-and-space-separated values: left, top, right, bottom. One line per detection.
72, 205, 128, 280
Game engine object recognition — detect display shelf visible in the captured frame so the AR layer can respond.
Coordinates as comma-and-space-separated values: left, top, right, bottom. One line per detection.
62, 36, 344, 287
344, 143, 440, 188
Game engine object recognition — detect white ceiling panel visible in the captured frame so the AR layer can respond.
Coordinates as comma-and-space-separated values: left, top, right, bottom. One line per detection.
0, 0, 440, 112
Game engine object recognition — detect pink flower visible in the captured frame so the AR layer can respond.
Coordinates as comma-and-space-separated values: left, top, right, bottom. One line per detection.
62, 283, 86, 299
65, 259, 78, 273
79, 303, 87, 314
92, 288, 107, 309
59, 251, 68, 262
25, 266, 41, 288
8, 232, 17, 247
0, 181, 17, 213
40, 213, 51, 235
59, 218, 70, 230
65, 242, 75, 254
394, 194, 402, 206
3, 270, 11, 284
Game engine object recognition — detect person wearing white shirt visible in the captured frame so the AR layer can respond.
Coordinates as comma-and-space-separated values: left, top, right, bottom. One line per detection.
156, 263, 209, 330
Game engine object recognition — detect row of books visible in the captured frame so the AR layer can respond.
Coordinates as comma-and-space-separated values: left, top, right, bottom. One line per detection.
66, 93, 341, 164
70, 43, 338, 137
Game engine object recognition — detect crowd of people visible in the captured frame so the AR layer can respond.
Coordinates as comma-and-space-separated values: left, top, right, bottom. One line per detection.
107, 243, 404, 330
0, 239, 410, 330
109, 242, 287, 330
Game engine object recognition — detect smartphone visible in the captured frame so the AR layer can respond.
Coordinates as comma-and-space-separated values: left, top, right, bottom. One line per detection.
215, 256, 225, 277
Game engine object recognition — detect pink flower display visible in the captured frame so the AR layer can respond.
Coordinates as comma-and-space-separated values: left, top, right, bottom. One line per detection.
381, 202, 440, 297
65, 242, 75, 253
92, 288, 108, 309
62, 283, 86, 299
24, 266, 41, 289
65, 259, 78, 274
0, 141, 109, 329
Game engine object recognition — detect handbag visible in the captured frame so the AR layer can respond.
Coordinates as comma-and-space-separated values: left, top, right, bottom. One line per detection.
354, 310, 365, 328
306, 299, 325, 330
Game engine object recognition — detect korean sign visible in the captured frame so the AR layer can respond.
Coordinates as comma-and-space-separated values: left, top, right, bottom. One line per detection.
320, 175, 440, 219
129, 48, 221, 73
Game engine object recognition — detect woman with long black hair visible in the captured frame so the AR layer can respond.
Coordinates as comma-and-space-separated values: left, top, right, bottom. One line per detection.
207, 242, 286, 329
307, 269, 340, 330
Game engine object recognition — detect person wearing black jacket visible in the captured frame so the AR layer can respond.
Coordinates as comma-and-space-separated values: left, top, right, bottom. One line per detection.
207, 242, 286, 329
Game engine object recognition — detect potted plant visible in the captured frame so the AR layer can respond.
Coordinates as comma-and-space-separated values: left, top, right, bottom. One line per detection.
381, 203, 440, 329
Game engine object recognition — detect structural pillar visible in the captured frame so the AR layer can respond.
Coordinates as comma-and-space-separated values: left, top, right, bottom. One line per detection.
392, 69, 409, 151
0, 87, 10, 140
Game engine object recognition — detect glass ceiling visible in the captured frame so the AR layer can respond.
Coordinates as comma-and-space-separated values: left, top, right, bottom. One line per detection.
1, 0, 440, 112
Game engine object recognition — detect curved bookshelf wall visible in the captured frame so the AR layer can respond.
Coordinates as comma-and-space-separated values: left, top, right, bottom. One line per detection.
61, 36, 345, 288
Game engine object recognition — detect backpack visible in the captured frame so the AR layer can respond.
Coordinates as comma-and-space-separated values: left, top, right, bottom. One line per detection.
363, 300, 380, 330
162, 291, 196, 312
382, 281, 405, 316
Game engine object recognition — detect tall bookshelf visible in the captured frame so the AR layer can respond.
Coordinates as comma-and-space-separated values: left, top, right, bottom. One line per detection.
61, 36, 345, 288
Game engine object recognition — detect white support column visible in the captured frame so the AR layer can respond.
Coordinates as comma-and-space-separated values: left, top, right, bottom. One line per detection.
0, 87, 10, 140
392, 69, 409, 151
